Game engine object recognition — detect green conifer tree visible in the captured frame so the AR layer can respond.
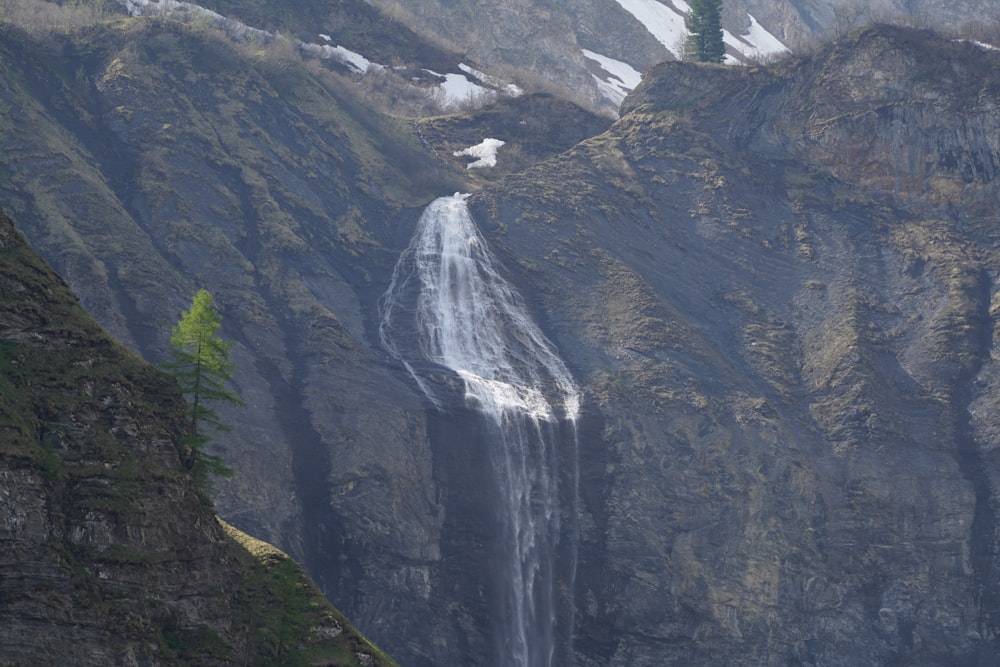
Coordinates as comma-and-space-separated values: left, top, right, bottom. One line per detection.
685, 0, 726, 63
163, 289, 243, 486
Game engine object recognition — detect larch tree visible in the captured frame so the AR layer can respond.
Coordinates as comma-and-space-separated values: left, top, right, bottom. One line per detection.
686, 0, 726, 63
163, 289, 243, 486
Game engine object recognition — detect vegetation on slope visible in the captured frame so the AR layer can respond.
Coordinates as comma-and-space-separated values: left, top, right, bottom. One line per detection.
0, 204, 397, 665
0, 9, 614, 663
466, 24, 1000, 664
197, 0, 461, 69
3, 6, 1000, 664
221, 519, 397, 667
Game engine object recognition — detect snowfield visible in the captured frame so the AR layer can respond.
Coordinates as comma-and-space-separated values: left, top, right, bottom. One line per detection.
613, 0, 690, 53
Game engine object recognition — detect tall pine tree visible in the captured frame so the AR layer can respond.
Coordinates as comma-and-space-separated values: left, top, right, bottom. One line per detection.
163, 289, 243, 486
685, 0, 726, 63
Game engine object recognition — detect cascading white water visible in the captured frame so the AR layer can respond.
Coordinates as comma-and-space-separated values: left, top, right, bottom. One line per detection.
380, 194, 580, 666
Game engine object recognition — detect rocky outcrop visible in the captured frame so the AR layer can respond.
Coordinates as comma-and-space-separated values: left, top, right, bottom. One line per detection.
361, 0, 1000, 113
125, 0, 1000, 117
469, 23, 1000, 665
0, 207, 395, 665
625, 25, 1000, 214
5, 11, 1000, 667
0, 16, 612, 665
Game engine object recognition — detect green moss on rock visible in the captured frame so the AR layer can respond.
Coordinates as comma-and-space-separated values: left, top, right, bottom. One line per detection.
0, 205, 398, 666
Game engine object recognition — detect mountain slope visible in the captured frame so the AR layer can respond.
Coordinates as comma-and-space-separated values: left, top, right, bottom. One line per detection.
0, 205, 395, 666
344, 0, 1000, 111
466, 24, 1000, 665
0, 12, 609, 664
5, 6, 1000, 665
74, 0, 1000, 116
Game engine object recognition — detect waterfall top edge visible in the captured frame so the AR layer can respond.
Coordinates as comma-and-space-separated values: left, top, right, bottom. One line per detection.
384, 189, 582, 424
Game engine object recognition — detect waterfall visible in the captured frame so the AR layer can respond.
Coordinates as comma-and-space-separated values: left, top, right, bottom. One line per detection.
380, 194, 580, 666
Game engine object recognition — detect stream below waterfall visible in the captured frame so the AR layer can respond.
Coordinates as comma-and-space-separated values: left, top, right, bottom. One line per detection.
380, 194, 580, 666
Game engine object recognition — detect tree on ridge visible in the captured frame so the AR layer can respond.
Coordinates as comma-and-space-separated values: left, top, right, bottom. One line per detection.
686, 0, 726, 63
163, 288, 243, 487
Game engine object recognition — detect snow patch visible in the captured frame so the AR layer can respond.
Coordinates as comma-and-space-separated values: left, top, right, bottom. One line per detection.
612, 0, 789, 63
442, 73, 488, 104
613, 0, 689, 54
957, 38, 1000, 51
424, 69, 493, 108
582, 49, 643, 106
302, 43, 378, 74
725, 13, 790, 61
460, 63, 523, 97
453, 138, 506, 169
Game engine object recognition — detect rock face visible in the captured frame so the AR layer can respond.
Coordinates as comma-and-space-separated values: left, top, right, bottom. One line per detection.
101, 0, 1000, 115
5, 10, 1000, 667
468, 24, 1000, 664
0, 15, 608, 665
359, 0, 1000, 112
0, 207, 396, 666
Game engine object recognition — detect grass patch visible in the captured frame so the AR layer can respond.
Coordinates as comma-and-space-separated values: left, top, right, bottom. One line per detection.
160, 624, 233, 663
221, 519, 399, 667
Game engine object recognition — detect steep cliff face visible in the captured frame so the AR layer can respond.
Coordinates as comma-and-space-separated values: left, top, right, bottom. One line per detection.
623, 25, 1000, 215
0, 16, 446, 661
466, 24, 1000, 664
0, 207, 395, 665
0, 14, 609, 664
5, 10, 1000, 667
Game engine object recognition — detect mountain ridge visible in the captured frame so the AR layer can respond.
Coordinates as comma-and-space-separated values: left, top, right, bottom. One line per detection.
465, 23, 1000, 664
3, 7, 1000, 665
0, 12, 611, 663
0, 204, 397, 666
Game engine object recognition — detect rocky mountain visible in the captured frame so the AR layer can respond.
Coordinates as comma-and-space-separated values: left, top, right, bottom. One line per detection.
126, 0, 1000, 113
362, 0, 1000, 112
471, 24, 1000, 664
0, 8, 609, 664
3, 1, 1000, 665
0, 206, 395, 665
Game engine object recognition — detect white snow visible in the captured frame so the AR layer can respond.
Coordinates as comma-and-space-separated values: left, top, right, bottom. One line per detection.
459, 63, 523, 97
459, 63, 490, 82
302, 43, 377, 74
613, 0, 690, 54
424, 69, 492, 108
453, 138, 506, 169
441, 73, 487, 104
957, 39, 1000, 52
612, 0, 789, 64
744, 14, 789, 55
582, 49, 643, 105
724, 13, 790, 61
318, 33, 331, 42
121, 0, 270, 41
